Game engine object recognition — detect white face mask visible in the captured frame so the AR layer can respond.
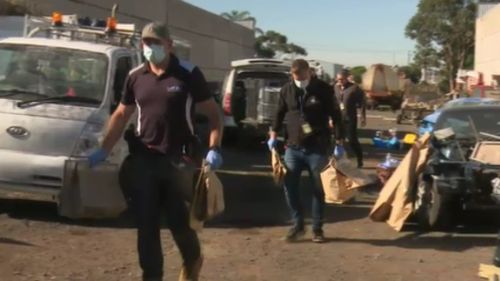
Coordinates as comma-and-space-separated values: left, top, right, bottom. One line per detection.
143, 44, 167, 65
294, 79, 310, 89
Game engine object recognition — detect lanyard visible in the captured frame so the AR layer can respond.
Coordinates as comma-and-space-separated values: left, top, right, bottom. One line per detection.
298, 89, 307, 118
339, 85, 345, 103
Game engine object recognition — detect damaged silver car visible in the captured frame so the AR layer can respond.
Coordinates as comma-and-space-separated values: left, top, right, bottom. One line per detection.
413, 105, 500, 229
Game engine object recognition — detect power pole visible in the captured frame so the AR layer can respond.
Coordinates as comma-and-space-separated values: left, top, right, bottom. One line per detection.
407, 50, 413, 65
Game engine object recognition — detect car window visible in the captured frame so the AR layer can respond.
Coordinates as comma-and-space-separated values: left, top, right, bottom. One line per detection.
0, 48, 14, 79
435, 109, 500, 139
0, 44, 108, 102
113, 56, 132, 104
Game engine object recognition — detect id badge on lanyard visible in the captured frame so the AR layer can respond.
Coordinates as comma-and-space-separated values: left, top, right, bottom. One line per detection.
299, 92, 313, 136
340, 89, 346, 111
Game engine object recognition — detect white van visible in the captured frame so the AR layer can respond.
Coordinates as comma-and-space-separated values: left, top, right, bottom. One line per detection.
0, 14, 141, 204
221, 59, 291, 138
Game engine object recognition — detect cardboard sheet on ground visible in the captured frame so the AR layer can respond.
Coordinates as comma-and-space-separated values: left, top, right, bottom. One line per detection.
321, 160, 360, 204
336, 159, 375, 187
59, 160, 127, 219
369, 133, 431, 231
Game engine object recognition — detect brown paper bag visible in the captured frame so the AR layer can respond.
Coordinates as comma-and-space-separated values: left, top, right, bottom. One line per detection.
369, 133, 431, 231
271, 149, 287, 186
321, 160, 359, 204
205, 169, 225, 219
190, 165, 225, 231
59, 160, 126, 219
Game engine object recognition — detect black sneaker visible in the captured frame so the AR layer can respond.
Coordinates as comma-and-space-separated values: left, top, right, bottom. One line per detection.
312, 230, 325, 243
284, 226, 305, 242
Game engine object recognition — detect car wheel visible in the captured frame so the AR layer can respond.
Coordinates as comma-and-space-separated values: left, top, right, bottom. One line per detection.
414, 176, 453, 229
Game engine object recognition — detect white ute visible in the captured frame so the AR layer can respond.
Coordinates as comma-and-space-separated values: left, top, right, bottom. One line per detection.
0, 10, 141, 208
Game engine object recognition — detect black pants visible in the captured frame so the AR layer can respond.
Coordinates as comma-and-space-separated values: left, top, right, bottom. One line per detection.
125, 152, 200, 280
345, 118, 363, 165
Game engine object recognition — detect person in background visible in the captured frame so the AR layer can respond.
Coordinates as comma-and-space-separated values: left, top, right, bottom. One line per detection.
88, 22, 223, 281
231, 80, 247, 127
268, 59, 344, 243
334, 70, 367, 168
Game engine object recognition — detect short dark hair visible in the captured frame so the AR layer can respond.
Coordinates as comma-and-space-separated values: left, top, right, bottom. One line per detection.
291, 59, 309, 74
340, 68, 350, 77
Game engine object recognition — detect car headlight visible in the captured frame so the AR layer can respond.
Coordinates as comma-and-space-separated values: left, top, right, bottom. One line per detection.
71, 123, 104, 157
440, 147, 453, 159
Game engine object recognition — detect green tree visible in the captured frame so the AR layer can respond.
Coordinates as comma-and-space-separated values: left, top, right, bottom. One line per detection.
255, 30, 307, 58
221, 10, 307, 58
221, 10, 264, 36
350, 66, 367, 84
397, 64, 422, 84
405, 0, 476, 92
220, 10, 255, 22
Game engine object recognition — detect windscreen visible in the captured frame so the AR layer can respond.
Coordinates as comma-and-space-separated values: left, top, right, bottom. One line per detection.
434, 108, 500, 140
0, 44, 108, 103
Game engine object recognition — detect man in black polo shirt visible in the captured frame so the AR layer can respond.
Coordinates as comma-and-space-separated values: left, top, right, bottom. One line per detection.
268, 59, 344, 243
88, 22, 223, 281
334, 70, 367, 168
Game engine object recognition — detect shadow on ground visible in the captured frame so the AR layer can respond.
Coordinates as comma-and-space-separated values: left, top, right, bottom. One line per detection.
1, 124, 498, 255
323, 232, 497, 252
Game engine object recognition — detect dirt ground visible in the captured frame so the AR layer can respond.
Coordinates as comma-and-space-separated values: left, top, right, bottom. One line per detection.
0, 113, 498, 281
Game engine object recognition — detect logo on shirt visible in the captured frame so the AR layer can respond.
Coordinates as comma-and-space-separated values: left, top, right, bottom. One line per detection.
167, 85, 182, 93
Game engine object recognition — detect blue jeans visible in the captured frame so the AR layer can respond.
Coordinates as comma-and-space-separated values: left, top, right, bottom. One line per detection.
283, 147, 329, 231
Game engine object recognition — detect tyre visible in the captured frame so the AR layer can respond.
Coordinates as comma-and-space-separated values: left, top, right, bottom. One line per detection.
414, 176, 454, 229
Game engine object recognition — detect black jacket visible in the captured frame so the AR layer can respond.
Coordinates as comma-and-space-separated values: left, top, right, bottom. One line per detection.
272, 77, 344, 151
334, 82, 366, 122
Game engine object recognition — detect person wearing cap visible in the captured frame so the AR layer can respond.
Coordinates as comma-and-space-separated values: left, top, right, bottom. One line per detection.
88, 22, 223, 281
268, 59, 344, 243
334, 70, 367, 168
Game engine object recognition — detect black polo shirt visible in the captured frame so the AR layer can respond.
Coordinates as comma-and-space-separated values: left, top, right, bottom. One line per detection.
121, 54, 212, 154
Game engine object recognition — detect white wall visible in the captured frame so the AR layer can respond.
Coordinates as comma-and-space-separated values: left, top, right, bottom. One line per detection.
475, 4, 500, 86
27, 0, 255, 83
0, 16, 24, 39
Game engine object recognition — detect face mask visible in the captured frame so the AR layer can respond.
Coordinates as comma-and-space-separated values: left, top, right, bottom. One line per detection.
294, 79, 309, 89
143, 44, 167, 65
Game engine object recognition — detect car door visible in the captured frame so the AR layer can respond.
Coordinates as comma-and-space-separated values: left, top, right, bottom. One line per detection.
107, 54, 134, 165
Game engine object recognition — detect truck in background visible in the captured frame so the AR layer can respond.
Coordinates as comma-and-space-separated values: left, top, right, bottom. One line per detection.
362, 64, 403, 110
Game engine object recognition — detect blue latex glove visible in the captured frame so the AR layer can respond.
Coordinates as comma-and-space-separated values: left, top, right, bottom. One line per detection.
267, 138, 278, 151
205, 149, 223, 170
334, 145, 345, 159
88, 148, 108, 168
